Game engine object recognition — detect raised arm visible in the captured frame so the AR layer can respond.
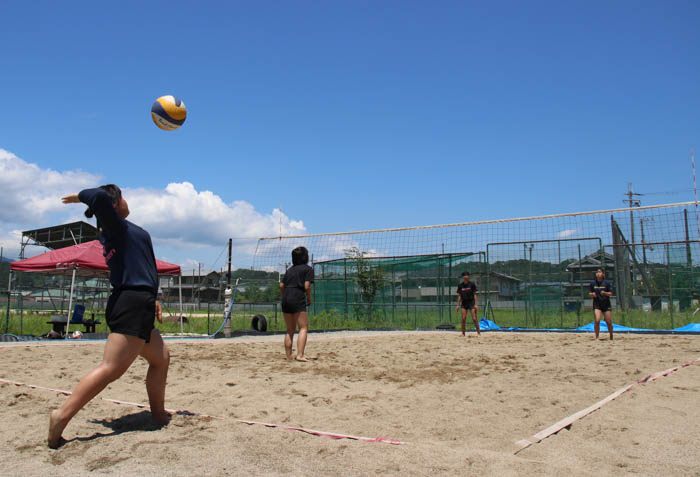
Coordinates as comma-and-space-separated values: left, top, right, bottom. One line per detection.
77, 188, 125, 237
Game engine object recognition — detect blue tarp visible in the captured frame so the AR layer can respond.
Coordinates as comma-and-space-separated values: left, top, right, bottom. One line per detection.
672, 323, 700, 332
478, 318, 523, 331
575, 322, 652, 332
478, 318, 501, 330
478, 318, 700, 333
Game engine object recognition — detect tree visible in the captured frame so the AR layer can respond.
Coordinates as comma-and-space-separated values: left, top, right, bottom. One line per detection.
344, 247, 386, 319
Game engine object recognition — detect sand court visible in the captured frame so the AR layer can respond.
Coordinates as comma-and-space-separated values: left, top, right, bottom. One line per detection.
1, 331, 699, 476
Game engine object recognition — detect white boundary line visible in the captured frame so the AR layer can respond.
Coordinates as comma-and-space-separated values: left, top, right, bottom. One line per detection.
514, 356, 700, 454
0, 378, 405, 445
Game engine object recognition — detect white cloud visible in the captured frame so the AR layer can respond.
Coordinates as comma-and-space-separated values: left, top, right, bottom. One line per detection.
124, 181, 307, 252
558, 229, 578, 238
0, 149, 308, 268
0, 229, 23, 261
0, 149, 101, 224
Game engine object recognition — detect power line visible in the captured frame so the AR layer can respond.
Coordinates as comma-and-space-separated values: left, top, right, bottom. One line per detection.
637, 188, 694, 196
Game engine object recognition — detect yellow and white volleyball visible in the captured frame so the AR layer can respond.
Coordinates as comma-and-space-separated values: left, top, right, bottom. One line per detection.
151, 95, 187, 131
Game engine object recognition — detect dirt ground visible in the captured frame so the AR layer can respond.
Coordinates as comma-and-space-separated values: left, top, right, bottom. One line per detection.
1, 330, 699, 476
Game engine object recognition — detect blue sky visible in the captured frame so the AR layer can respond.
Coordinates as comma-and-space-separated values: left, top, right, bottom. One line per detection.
1, 0, 699, 270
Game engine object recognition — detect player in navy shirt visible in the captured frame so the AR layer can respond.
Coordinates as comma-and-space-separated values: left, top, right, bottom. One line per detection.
456, 271, 480, 336
280, 246, 314, 361
49, 185, 170, 448
589, 268, 614, 341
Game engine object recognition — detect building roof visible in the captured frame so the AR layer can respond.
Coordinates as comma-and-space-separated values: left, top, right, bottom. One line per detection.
565, 250, 615, 271
22, 221, 99, 251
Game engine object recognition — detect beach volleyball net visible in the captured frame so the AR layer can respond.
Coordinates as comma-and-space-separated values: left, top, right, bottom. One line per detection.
252, 202, 700, 330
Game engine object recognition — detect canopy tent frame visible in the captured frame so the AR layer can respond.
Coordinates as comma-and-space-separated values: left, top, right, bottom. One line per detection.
9, 240, 183, 338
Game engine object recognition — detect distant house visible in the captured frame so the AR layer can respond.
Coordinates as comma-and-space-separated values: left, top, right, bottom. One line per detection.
565, 251, 615, 283
160, 271, 224, 302
398, 272, 521, 301
488, 272, 522, 298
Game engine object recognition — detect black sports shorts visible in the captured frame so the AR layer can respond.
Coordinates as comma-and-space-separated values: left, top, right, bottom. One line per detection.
282, 288, 307, 314
106, 288, 156, 342
461, 300, 475, 310
282, 299, 307, 314
593, 303, 612, 313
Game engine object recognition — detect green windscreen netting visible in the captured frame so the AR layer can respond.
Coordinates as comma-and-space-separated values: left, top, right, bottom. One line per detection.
313, 252, 484, 328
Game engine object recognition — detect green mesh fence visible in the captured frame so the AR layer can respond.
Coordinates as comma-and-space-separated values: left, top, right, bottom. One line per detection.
312, 252, 484, 329
487, 238, 603, 329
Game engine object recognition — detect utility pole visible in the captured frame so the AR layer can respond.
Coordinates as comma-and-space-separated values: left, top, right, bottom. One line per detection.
623, 183, 642, 246
623, 183, 642, 297
224, 239, 233, 338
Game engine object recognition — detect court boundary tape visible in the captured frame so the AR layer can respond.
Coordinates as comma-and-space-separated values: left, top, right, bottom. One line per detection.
514, 356, 700, 454
0, 378, 405, 445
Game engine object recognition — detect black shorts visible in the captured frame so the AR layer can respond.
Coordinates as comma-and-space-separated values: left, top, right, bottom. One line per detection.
282, 288, 307, 314
461, 301, 475, 310
106, 288, 156, 342
593, 303, 612, 313
282, 299, 307, 314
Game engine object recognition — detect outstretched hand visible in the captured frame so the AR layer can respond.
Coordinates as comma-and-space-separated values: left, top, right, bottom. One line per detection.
61, 194, 80, 204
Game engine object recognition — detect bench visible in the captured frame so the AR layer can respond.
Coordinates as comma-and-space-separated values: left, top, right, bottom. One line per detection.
47, 310, 101, 335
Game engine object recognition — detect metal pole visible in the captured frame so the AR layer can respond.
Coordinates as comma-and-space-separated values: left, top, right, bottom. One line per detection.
523, 243, 528, 327
179, 274, 184, 335
221, 239, 233, 336
391, 261, 395, 325
640, 219, 648, 271
684, 209, 692, 267
528, 244, 533, 328
448, 254, 452, 324
438, 254, 442, 323
558, 240, 563, 328
578, 244, 583, 327
227, 239, 232, 286
5, 271, 12, 334
64, 268, 77, 338
344, 258, 348, 320
667, 244, 674, 329
19, 292, 23, 335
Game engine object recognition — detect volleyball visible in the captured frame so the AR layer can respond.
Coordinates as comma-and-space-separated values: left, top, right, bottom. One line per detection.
71, 330, 83, 339
151, 95, 187, 131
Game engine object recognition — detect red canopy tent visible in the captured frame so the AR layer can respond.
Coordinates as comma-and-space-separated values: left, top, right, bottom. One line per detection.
10, 240, 183, 336
11, 240, 180, 275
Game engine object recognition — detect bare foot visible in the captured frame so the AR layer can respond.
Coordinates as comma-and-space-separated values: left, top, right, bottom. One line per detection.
48, 410, 67, 449
152, 411, 171, 426
295, 356, 309, 362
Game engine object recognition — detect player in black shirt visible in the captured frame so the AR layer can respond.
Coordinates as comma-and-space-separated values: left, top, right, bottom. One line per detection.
280, 246, 314, 361
49, 185, 170, 448
455, 271, 480, 336
589, 268, 614, 341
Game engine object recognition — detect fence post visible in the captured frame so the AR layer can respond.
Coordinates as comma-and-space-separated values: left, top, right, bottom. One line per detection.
19, 293, 23, 336
4, 291, 9, 334
667, 244, 674, 329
